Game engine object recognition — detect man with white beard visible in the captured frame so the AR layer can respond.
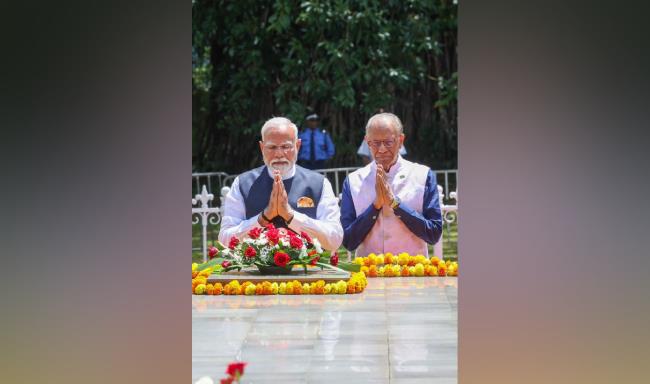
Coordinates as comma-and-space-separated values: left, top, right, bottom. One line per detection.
218, 117, 343, 251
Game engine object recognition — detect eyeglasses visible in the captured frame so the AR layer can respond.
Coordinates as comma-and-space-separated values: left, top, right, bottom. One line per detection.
263, 144, 295, 153
367, 139, 397, 149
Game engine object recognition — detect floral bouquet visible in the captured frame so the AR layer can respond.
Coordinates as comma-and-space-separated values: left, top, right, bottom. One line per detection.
216, 224, 339, 275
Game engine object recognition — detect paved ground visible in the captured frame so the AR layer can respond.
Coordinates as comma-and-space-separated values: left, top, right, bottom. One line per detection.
192, 277, 458, 383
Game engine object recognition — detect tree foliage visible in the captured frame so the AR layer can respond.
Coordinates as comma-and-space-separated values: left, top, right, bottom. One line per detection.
193, 0, 457, 172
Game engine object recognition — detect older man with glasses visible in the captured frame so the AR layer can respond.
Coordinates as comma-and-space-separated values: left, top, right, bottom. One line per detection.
218, 117, 343, 251
340, 113, 443, 257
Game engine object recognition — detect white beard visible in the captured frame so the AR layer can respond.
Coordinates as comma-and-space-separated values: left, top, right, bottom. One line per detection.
268, 159, 292, 177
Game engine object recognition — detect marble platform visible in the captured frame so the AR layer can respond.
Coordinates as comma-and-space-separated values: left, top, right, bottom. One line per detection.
192, 277, 458, 383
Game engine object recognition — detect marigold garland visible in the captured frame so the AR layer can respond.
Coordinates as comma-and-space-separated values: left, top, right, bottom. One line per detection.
353, 252, 458, 277
191, 271, 368, 296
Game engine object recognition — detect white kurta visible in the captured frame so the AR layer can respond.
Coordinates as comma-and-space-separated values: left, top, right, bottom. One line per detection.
347, 156, 431, 257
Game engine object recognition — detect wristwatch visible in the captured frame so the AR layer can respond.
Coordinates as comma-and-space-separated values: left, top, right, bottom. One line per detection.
390, 196, 401, 209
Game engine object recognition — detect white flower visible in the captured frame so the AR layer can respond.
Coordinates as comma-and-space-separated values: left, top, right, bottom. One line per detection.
255, 238, 268, 246
260, 247, 271, 263
195, 376, 214, 384
280, 238, 288, 247
220, 249, 230, 256
313, 238, 323, 253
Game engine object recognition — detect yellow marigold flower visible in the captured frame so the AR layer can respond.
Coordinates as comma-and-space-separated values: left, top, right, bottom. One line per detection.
384, 253, 393, 264
279, 282, 287, 295
255, 283, 264, 295
227, 281, 240, 296
245, 284, 256, 295
206, 284, 214, 295
213, 283, 223, 295
430, 256, 441, 266
368, 265, 378, 277
194, 283, 206, 295
361, 266, 369, 275
270, 282, 279, 295
408, 266, 416, 275
324, 284, 332, 294
353, 257, 364, 265
198, 268, 212, 277
367, 253, 377, 259
191, 263, 198, 272
368, 254, 378, 265
337, 281, 347, 294
376, 255, 385, 265
401, 266, 410, 277
302, 283, 310, 294
414, 263, 425, 276
377, 266, 385, 277
398, 253, 410, 266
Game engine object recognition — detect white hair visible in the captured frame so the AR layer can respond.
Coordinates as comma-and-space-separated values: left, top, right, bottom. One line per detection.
260, 117, 298, 141
365, 112, 404, 135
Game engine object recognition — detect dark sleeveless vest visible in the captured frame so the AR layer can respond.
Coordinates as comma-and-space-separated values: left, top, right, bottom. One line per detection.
238, 165, 324, 227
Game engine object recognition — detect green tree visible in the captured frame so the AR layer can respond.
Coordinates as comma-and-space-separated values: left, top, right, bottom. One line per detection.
193, 0, 457, 172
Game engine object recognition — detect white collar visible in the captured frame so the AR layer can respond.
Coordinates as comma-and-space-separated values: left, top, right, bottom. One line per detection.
371, 154, 405, 175
266, 163, 296, 180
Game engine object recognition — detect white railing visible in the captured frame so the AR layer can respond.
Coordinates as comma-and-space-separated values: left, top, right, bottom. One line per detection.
191, 185, 224, 262
433, 186, 458, 259
192, 167, 457, 205
192, 183, 458, 262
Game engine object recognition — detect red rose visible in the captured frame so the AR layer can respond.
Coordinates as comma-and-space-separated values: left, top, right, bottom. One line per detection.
265, 223, 276, 230
221, 260, 231, 268
248, 227, 262, 239
330, 253, 339, 267
300, 231, 312, 243
220, 378, 234, 384
226, 361, 247, 377
266, 228, 280, 244
273, 252, 290, 267
310, 256, 319, 266
228, 236, 240, 249
208, 246, 218, 259
244, 246, 257, 258
289, 236, 303, 249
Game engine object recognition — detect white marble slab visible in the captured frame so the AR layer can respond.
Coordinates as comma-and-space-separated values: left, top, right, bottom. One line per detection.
192, 277, 458, 383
